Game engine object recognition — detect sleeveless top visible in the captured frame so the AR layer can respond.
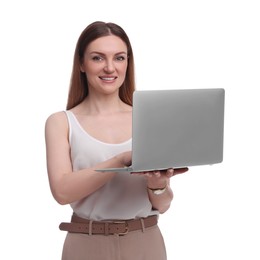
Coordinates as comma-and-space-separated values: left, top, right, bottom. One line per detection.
65, 110, 158, 221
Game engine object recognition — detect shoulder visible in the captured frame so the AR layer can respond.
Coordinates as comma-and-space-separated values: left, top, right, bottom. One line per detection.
45, 111, 67, 124
121, 102, 133, 113
45, 111, 68, 134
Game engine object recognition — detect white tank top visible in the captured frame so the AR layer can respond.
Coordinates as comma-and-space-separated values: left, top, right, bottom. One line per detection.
65, 111, 158, 221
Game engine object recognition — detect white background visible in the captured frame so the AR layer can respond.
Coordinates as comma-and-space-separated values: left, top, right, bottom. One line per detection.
0, 0, 259, 259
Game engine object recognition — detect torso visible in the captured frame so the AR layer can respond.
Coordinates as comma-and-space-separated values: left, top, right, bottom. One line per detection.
64, 110, 157, 220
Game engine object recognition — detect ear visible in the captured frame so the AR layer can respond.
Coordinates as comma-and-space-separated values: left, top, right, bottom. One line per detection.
80, 63, 85, 73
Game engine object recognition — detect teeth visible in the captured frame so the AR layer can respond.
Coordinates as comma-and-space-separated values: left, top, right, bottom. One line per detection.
100, 77, 116, 81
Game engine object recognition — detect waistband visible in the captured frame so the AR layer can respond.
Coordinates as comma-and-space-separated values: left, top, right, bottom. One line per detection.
59, 214, 158, 236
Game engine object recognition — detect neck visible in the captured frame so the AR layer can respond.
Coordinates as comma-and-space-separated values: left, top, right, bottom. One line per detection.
82, 93, 128, 115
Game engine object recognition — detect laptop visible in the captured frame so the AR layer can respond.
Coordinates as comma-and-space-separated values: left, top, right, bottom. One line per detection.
96, 88, 225, 173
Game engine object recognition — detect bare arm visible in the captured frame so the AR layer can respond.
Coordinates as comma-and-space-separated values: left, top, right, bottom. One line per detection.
133, 168, 188, 213
147, 173, 173, 214
45, 112, 131, 205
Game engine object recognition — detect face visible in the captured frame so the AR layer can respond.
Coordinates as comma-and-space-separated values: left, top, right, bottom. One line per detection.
80, 35, 128, 96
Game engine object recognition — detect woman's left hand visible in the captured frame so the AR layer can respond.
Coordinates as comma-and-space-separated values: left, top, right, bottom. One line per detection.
132, 167, 189, 189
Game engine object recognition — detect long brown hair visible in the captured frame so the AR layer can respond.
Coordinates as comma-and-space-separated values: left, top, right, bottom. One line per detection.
66, 21, 136, 110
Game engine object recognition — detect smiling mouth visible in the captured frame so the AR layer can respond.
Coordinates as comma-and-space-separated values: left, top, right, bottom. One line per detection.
99, 76, 117, 81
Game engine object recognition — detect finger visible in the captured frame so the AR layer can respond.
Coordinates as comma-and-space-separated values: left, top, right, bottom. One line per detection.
166, 168, 174, 177
173, 167, 189, 175
130, 171, 145, 175
154, 171, 161, 177
144, 172, 152, 177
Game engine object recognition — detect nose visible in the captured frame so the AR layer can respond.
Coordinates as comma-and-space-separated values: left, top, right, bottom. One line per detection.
104, 59, 115, 73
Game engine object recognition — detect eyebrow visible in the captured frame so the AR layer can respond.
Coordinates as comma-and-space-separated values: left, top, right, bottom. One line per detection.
89, 51, 128, 56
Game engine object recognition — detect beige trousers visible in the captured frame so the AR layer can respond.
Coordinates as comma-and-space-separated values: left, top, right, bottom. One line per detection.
61, 225, 167, 260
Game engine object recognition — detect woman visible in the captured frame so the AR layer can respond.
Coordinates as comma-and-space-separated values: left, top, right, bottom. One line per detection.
45, 21, 188, 260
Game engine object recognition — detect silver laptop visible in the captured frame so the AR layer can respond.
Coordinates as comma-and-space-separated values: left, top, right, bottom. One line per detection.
96, 88, 225, 172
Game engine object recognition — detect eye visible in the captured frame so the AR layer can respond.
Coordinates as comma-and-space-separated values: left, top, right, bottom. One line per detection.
115, 55, 127, 61
92, 55, 103, 61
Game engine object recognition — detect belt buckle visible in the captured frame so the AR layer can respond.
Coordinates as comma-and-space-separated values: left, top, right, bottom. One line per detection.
113, 221, 129, 236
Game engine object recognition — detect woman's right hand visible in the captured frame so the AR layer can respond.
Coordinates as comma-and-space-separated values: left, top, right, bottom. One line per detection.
116, 151, 132, 167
